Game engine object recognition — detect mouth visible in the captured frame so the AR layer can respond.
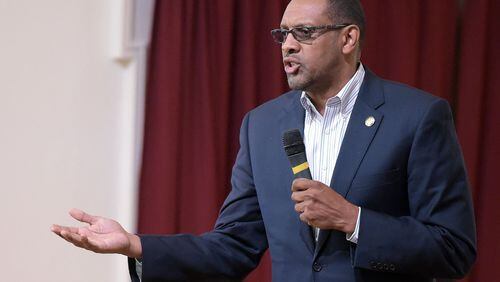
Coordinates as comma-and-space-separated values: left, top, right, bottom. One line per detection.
283, 58, 300, 75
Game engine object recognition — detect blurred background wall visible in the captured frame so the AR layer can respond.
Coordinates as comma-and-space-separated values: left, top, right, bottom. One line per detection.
0, 0, 153, 281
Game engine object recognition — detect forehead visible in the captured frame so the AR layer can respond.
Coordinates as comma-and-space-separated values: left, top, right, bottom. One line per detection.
280, 0, 331, 27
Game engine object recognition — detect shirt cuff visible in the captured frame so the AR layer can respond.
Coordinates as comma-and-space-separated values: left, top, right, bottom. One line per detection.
346, 207, 361, 244
135, 258, 143, 281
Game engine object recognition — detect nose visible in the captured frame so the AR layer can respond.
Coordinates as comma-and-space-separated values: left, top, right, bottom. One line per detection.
281, 32, 300, 56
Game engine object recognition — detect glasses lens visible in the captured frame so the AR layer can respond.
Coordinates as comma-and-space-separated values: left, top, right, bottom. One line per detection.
293, 27, 313, 42
271, 29, 286, 43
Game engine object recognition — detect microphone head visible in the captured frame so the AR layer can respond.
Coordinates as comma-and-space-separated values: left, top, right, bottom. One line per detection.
282, 129, 305, 156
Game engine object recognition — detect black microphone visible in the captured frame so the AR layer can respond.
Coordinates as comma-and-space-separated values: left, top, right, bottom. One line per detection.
282, 129, 312, 179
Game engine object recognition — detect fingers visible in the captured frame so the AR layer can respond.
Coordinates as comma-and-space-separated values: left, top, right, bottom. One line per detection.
51, 224, 93, 244
51, 224, 79, 235
291, 178, 315, 192
51, 224, 82, 241
69, 208, 98, 225
60, 229, 83, 244
291, 190, 306, 202
51, 225, 66, 239
291, 178, 314, 202
295, 201, 315, 226
51, 210, 110, 253
291, 178, 328, 193
56, 227, 84, 249
291, 179, 326, 202
58, 228, 99, 251
294, 201, 307, 213
299, 212, 314, 227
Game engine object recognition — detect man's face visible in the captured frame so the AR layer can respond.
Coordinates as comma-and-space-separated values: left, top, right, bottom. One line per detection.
280, 0, 343, 92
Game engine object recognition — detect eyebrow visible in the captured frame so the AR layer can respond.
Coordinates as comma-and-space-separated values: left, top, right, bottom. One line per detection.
280, 21, 318, 29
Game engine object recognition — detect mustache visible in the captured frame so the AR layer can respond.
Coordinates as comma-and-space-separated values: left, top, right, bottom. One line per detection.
283, 51, 299, 59
283, 55, 301, 65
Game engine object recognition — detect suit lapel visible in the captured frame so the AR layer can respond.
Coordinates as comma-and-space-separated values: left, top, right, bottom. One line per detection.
315, 69, 385, 257
278, 91, 315, 255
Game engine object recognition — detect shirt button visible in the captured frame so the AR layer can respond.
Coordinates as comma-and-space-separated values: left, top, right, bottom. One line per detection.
324, 128, 330, 135
312, 262, 322, 272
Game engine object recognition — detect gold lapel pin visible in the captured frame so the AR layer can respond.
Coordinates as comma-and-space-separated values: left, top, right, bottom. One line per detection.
365, 116, 375, 127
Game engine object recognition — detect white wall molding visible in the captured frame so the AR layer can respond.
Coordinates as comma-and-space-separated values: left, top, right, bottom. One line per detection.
110, 0, 156, 63
109, 1, 155, 281
0, 1, 156, 280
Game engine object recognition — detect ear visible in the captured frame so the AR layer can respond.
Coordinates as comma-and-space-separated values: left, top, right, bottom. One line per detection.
341, 25, 360, 55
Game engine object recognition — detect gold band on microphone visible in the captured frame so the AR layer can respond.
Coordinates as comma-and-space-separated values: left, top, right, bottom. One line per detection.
292, 162, 309, 174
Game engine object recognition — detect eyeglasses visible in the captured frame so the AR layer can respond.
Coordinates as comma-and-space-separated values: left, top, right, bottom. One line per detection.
270, 24, 351, 44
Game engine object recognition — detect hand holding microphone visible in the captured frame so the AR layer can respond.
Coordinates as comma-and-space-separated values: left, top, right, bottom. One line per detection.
283, 129, 358, 233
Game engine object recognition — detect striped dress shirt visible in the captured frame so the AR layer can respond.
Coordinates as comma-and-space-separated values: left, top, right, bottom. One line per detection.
135, 65, 367, 280
300, 63, 365, 242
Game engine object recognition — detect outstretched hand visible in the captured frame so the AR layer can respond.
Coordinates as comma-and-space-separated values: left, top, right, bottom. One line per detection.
51, 208, 142, 258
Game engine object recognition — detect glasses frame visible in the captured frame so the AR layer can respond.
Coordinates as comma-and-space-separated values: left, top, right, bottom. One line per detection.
270, 23, 352, 44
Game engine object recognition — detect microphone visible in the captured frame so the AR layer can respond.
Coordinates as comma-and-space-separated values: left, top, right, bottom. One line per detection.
282, 129, 312, 179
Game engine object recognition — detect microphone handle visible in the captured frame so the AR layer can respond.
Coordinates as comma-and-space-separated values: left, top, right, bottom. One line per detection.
288, 152, 312, 180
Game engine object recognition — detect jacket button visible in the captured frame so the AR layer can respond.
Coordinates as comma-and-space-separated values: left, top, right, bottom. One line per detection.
312, 262, 322, 272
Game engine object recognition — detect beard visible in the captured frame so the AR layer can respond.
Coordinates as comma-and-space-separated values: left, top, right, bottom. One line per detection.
286, 71, 314, 91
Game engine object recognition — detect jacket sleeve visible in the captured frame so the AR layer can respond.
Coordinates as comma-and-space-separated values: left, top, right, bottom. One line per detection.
352, 99, 477, 278
129, 113, 268, 281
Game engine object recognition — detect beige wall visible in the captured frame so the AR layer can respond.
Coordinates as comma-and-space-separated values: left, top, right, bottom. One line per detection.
0, 1, 144, 281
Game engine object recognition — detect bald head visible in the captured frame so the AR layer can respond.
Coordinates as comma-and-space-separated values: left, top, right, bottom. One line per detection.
281, 0, 331, 28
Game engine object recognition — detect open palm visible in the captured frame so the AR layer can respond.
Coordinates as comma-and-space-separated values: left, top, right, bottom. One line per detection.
51, 208, 138, 257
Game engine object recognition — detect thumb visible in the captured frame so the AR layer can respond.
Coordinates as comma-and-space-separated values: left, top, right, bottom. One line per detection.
69, 208, 98, 225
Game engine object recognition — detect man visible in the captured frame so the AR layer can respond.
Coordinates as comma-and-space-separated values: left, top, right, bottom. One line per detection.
52, 0, 477, 281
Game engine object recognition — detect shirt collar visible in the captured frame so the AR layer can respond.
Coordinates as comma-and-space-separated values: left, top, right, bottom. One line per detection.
300, 63, 365, 117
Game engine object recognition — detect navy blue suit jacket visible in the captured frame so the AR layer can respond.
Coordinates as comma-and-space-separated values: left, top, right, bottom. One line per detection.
129, 70, 476, 281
